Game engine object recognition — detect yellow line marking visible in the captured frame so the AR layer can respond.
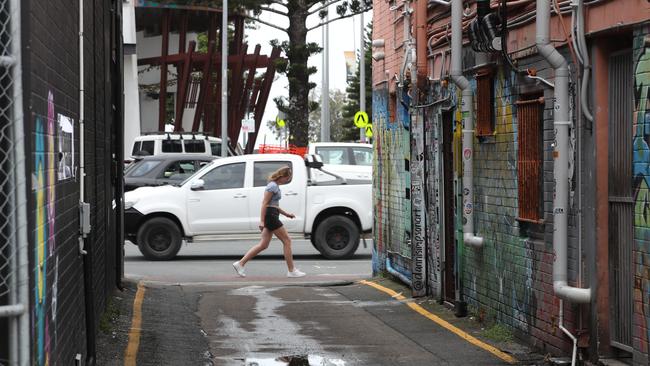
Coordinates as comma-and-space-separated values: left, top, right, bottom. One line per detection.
359, 280, 517, 364
125, 281, 146, 366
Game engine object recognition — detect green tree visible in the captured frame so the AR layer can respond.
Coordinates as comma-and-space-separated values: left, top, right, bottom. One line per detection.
172, 0, 372, 147
343, 23, 372, 132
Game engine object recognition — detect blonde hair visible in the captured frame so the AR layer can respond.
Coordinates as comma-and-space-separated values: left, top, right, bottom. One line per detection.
269, 166, 292, 182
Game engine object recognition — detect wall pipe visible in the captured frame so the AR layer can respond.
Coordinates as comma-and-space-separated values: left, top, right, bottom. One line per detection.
576, 0, 593, 123
416, 0, 429, 90
450, 0, 484, 247
79, 1, 96, 364
10, 0, 30, 362
559, 300, 579, 366
536, 0, 591, 303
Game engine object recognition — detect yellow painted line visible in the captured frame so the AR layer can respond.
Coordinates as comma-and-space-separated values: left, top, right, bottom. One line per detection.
125, 281, 146, 366
359, 280, 517, 364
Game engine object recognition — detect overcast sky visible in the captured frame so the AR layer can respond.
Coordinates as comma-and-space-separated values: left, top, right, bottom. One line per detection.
244, 6, 373, 147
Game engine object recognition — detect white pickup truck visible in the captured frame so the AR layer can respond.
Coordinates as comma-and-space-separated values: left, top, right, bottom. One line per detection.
124, 153, 372, 260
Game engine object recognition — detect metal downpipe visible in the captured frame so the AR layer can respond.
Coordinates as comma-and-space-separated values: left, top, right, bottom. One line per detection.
536, 0, 590, 303
450, 0, 483, 247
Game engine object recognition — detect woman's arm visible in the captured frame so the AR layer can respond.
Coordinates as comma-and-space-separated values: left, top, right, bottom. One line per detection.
259, 191, 273, 229
278, 208, 295, 218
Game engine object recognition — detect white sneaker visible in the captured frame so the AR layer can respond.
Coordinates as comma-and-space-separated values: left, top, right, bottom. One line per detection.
232, 261, 246, 277
287, 269, 306, 278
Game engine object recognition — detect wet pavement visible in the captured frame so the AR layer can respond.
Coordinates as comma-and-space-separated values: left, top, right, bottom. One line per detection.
96, 277, 544, 365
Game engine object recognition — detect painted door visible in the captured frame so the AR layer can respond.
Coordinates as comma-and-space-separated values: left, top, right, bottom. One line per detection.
442, 111, 457, 303
608, 50, 633, 352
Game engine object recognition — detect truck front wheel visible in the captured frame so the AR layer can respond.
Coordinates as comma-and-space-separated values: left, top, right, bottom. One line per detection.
136, 217, 182, 260
314, 215, 360, 259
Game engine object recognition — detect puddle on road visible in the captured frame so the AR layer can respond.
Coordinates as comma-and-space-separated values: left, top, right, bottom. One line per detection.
243, 355, 345, 366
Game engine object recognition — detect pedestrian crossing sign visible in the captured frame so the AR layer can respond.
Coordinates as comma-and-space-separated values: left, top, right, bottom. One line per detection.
354, 111, 369, 128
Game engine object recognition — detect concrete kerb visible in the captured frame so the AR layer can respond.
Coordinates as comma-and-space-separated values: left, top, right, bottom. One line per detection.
361, 276, 547, 365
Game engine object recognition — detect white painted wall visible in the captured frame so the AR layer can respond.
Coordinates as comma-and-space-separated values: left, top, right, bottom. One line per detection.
123, 0, 141, 159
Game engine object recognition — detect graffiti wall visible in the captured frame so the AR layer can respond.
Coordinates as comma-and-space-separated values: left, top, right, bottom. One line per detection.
32, 92, 58, 366
372, 86, 412, 280
633, 26, 650, 364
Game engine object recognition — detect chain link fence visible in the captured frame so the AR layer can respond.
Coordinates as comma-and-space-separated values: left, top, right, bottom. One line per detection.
0, 0, 28, 364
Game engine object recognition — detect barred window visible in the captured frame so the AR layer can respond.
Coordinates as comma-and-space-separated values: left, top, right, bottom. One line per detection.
516, 95, 544, 222
475, 68, 494, 136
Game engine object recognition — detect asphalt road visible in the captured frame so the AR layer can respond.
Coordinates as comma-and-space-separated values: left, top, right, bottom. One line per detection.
124, 238, 373, 284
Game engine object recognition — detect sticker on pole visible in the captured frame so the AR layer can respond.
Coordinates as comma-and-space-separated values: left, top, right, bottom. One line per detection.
365, 124, 373, 138
354, 111, 369, 128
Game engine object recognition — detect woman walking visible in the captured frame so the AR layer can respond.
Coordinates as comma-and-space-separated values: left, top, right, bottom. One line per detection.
232, 166, 306, 278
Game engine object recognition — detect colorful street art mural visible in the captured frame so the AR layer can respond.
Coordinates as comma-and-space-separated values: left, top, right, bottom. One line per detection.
633, 29, 650, 358
463, 65, 542, 334
372, 87, 412, 280
33, 91, 58, 366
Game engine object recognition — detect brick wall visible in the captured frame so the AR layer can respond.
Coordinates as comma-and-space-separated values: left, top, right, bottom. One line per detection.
632, 24, 650, 366
24, 1, 122, 364
372, 0, 413, 279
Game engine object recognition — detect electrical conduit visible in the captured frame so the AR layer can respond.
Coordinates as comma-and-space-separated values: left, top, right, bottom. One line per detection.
450, 0, 484, 247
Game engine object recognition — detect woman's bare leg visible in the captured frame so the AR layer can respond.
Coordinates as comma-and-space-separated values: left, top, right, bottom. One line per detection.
239, 228, 273, 266
273, 226, 295, 272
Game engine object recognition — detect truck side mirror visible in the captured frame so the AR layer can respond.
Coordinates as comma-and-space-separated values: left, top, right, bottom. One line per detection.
304, 154, 323, 169
190, 179, 205, 191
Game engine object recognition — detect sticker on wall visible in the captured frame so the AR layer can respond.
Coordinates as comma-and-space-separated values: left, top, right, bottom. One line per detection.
464, 202, 473, 215
463, 148, 472, 161
57, 114, 75, 181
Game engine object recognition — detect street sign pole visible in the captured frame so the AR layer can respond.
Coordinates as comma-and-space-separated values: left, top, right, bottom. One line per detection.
359, 11, 366, 142
221, 0, 228, 157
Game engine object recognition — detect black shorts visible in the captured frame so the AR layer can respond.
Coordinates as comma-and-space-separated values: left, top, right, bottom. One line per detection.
264, 207, 283, 231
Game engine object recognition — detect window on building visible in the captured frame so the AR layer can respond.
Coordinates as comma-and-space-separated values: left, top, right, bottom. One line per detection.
475, 68, 494, 136
516, 94, 544, 222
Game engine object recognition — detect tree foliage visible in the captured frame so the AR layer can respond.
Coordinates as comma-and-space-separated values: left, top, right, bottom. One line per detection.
343, 23, 372, 130
162, 0, 372, 147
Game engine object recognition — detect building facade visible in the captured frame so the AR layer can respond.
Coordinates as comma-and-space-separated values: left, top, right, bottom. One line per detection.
372, 0, 650, 363
0, 0, 124, 364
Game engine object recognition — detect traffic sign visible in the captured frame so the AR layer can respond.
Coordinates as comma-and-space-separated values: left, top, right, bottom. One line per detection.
354, 111, 369, 128
276, 116, 286, 128
365, 124, 373, 138
241, 118, 255, 133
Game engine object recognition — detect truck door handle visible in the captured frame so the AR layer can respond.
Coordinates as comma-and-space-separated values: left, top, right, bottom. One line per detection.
233, 193, 247, 198
285, 191, 298, 196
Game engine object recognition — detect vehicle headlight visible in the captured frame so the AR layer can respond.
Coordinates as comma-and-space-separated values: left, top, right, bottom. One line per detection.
124, 198, 139, 210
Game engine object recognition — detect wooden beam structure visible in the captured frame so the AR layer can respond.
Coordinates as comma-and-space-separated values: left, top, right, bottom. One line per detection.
136, 7, 282, 150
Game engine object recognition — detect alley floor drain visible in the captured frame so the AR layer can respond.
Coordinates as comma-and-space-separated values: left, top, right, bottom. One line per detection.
244, 355, 346, 366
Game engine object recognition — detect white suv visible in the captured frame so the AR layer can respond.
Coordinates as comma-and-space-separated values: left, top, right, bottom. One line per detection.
129, 133, 240, 160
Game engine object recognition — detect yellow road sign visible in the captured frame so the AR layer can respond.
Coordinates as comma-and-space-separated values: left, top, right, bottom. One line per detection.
365, 124, 373, 138
354, 111, 369, 128
276, 116, 285, 128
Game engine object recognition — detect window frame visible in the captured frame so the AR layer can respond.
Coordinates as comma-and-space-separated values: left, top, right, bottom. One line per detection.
516, 94, 545, 223
199, 162, 246, 190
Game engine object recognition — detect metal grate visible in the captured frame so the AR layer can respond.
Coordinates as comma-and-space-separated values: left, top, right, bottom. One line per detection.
608, 50, 633, 351
475, 68, 494, 136
0, 0, 28, 365
516, 97, 544, 222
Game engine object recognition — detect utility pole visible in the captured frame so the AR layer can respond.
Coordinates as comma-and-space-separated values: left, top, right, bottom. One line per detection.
221, 0, 228, 157
359, 11, 366, 142
321, 9, 330, 142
